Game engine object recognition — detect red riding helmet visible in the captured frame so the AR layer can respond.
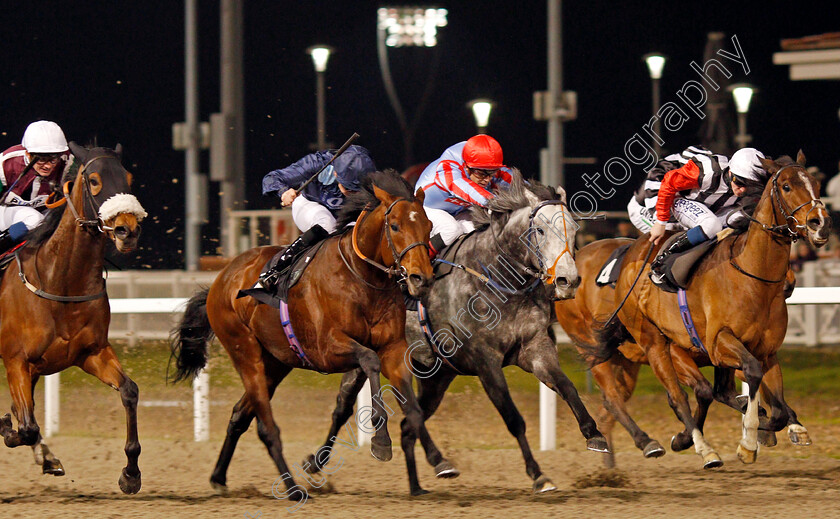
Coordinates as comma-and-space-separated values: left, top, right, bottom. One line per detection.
462, 135, 504, 169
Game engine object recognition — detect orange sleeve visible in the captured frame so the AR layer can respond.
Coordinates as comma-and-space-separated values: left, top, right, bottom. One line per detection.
655, 160, 701, 223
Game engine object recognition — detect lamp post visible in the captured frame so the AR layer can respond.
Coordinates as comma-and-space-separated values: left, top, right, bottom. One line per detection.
377, 7, 448, 168
644, 52, 666, 158
468, 98, 494, 134
728, 83, 755, 149
307, 45, 334, 151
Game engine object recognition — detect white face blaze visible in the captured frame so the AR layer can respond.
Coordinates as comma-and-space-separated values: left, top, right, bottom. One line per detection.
409, 210, 418, 222
796, 170, 828, 245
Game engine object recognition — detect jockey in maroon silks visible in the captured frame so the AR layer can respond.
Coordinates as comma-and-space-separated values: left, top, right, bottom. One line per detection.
0, 121, 72, 254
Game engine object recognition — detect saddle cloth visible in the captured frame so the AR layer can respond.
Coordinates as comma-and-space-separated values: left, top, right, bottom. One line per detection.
595, 240, 634, 287
237, 240, 327, 307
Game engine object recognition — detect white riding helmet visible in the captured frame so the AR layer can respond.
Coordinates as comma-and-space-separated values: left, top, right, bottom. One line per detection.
729, 148, 766, 182
21, 120, 69, 153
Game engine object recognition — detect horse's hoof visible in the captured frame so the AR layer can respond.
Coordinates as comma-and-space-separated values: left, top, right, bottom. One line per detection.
434, 460, 460, 479
789, 428, 812, 446
301, 453, 321, 474
118, 468, 142, 494
43, 458, 65, 476
586, 436, 610, 453
410, 487, 430, 496
670, 433, 694, 452
533, 475, 557, 493
210, 478, 228, 495
702, 453, 723, 469
370, 440, 393, 462
758, 429, 778, 447
643, 440, 666, 458
736, 444, 757, 464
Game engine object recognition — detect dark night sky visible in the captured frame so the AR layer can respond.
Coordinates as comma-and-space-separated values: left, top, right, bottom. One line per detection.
2, 1, 838, 268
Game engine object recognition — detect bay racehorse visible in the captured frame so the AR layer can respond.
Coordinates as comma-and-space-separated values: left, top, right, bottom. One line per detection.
0, 142, 146, 493
593, 152, 829, 468
170, 170, 439, 498
555, 238, 804, 467
305, 170, 609, 494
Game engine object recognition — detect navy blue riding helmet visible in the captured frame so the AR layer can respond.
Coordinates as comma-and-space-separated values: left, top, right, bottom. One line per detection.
332, 145, 375, 190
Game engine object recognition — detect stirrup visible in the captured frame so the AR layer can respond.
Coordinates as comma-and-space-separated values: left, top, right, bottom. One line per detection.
649, 270, 666, 285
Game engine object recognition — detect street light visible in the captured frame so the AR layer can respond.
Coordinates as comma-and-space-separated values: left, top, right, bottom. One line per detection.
307, 45, 334, 151
468, 98, 494, 134
376, 7, 448, 167
643, 52, 666, 158
728, 83, 756, 149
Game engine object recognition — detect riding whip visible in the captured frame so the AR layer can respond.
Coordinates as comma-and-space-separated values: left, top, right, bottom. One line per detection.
295, 132, 360, 194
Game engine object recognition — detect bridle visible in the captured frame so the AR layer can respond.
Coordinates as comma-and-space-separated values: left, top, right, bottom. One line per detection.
61, 154, 129, 234
343, 197, 429, 285
489, 199, 575, 284
731, 163, 826, 283
742, 164, 825, 242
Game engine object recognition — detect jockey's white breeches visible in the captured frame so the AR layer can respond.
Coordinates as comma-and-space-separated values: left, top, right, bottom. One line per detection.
424, 207, 475, 247
0, 205, 44, 232
291, 195, 337, 233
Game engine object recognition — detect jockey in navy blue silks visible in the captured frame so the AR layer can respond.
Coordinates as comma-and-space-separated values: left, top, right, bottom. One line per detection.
258, 144, 377, 289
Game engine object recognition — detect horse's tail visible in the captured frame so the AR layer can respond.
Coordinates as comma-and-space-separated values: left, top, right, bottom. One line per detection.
582, 315, 632, 367
169, 288, 215, 383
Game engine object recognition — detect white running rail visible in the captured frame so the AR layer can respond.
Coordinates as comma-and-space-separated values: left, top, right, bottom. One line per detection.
39, 286, 840, 443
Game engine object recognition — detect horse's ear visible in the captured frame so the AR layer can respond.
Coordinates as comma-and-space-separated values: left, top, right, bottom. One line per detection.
372, 183, 397, 205
414, 187, 425, 204
759, 157, 777, 174
115, 143, 123, 159
68, 141, 88, 163
796, 149, 807, 166
555, 185, 567, 204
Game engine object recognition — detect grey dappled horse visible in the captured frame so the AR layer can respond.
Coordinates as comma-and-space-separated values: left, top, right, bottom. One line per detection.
302, 169, 608, 494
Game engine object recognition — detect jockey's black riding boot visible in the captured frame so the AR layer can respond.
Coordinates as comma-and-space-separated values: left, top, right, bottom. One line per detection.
650, 232, 695, 283
0, 222, 29, 256
259, 224, 329, 289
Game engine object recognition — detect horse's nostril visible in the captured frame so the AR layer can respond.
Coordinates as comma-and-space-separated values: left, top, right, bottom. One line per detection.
571, 276, 582, 289
409, 274, 425, 287
808, 218, 821, 229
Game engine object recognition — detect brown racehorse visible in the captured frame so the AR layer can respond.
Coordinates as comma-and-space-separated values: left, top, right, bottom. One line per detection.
590, 152, 829, 469
556, 239, 804, 467
170, 170, 440, 497
0, 143, 145, 493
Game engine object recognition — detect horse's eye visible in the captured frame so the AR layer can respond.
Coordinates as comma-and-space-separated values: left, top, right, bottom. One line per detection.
535, 228, 545, 236
783, 184, 791, 192
390, 224, 399, 232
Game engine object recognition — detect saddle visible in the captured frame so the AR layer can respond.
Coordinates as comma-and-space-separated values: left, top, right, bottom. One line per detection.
237, 240, 327, 307
595, 230, 734, 294
655, 229, 734, 293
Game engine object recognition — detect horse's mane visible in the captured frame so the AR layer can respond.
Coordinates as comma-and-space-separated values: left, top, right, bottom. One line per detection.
470, 169, 557, 226
334, 169, 417, 230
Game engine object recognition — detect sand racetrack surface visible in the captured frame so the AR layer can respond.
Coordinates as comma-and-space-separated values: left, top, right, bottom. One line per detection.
1, 346, 839, 518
